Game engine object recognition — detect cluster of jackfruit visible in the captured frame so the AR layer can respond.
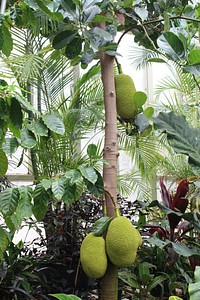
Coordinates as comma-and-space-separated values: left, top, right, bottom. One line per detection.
115, 74, 138, 120
80, 216, 142, 278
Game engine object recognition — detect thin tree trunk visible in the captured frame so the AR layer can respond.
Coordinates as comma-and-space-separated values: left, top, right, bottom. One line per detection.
100, 51, 119, 300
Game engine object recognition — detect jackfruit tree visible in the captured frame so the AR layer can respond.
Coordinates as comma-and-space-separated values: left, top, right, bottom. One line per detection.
0, 1, 200, 300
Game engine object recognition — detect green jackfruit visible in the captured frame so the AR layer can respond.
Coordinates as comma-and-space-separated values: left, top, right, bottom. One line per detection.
106, 216, 142, 268
80, 232, 107, 278
115, 74, 137, 120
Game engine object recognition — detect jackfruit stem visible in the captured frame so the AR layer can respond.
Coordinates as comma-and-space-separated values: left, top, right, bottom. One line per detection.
115, 208, 120, 217
115, 58, 123, 74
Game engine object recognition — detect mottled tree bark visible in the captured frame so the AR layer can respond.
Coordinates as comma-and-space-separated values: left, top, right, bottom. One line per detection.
100, 51, 119, 300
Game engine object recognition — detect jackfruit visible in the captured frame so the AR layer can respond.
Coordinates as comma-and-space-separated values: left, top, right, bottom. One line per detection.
106, 216, 142, 268
115, 74, 137, 120
80, 232, 107, 278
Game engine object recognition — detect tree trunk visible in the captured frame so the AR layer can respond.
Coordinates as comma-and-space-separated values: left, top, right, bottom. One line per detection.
100, 52, 119, 300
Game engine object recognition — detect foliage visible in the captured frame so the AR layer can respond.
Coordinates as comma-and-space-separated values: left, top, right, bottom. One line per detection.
153, 111, 200, 175
119, 179, 200, 299
188, 266, 200, 300
49, 295, 81, 300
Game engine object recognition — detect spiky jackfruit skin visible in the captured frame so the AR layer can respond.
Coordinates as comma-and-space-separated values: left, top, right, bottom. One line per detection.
80, 232, 107, 278
106, 216, 142, 268
115, 74, 137, 120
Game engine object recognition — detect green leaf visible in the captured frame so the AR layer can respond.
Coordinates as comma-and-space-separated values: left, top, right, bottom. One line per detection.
32, 183, 49, 221
143, 107, 154, 119
0, 227, 8, 255
17, 186, 33, 219
0, 187, 19, 216
65, 35, 82, 59
169, 297, 184, 300
189, 267, 200, 300
65, 169, 81, 185
135, 114, 149, 133
52, 178, 66, 200
85, 170, 104, 196
49, 294, 81, 300
40, 179, 52, 190
147, 275, 167, 292
81, 49, 95, 65
20, 128, 37, 148
93, 216, 113, 236
27, 119, 48, 137
135, 6, 148, 20
0, 149, 8, 176
52, 30, 78, 49
62, 184, 77, 205
188, 49, 200, 65
157, 32, 185, 60
153, 112, 200, 174
2, 25, 13, 57
146, 236, 170, 249
9, 97, 22, 129
35, 0, 64, 22
93, 27, 113, 42
87, 143, 97, 158
183, 64, 200, 76
42, 114, 65, 135
2, 137, 18, 156
133, 91, 147, 108
123, 0, 134, 8
79, 167, 98, 184
171, 242, 199, 257
92, 217, 113, 236
118, 270, 140, 289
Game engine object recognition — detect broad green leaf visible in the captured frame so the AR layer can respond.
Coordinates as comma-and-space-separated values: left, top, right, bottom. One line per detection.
123, 0, 134, 8
139, 262, 154, 284
52, 30, 78, 49
83, 5, 101, 23
15, 93, 39, 114
85, 170, 104, 196
65, 169, 81, 185
169, 296, 184, 300
0, 227, 8, 254
62, 184, 77, 205
146, 236, 170, 249
171, 242, 199, 257
133, 91, 147, 108
79, 167, 98, 184
35, 0, 64, 22
2, 137, 18, 156
2, 25, 13, 57
17, 186, 33, 218
0, 187, 19, 216
93, 27, 113, 42
118, 270, 140, 289
52, 178, 66, 200
183, 64, 200, 76
65, 35, 82, 59
93, 216, 113, 236
42, 114, 65, 135
49, 294, 81, 300
9, 97, 22, 129
0, 148, 8, 176
20, 128, 36, 148
135, 114, 149, 133
147, 275, 167, 292
157, 32, 185, 60
87, 144, 97, 158
188, 49, 200, 65
189, 268, 200, 300
32, 183, 49, 221
40, 179, 52, 190
81, 49, 95, 65
153, 112, 200, 174
27, 119, 48, 137
143, 107, 154, 119
135, 6, 148, 20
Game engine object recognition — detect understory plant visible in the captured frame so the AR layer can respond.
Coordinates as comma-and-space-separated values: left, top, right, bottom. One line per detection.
119, 178, 200, 299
